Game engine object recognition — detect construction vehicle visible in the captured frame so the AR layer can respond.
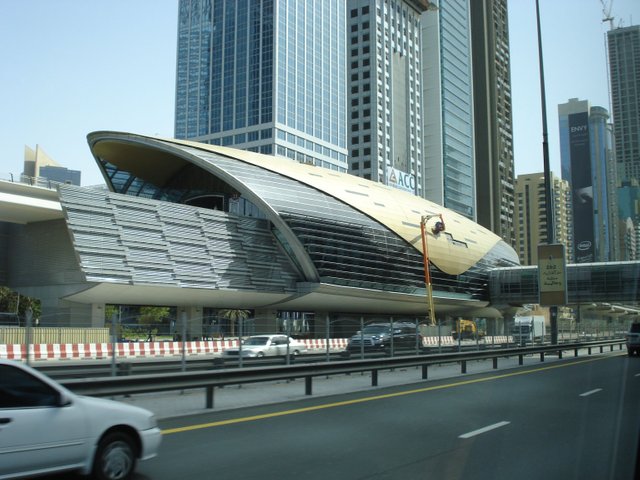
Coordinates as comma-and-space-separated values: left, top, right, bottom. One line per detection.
451, 319, 484, 341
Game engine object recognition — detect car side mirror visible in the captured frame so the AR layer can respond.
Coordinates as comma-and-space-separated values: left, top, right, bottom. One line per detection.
57, 392, 73, 407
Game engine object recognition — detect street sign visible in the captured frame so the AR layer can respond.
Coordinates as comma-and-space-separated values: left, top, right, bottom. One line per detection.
538, 244, 567, 306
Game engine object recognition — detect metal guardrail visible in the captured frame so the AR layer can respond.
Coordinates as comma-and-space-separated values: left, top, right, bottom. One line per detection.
59, 339, 625, 410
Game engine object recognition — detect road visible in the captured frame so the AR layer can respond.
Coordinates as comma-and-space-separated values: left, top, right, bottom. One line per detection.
124, 352, 640, 480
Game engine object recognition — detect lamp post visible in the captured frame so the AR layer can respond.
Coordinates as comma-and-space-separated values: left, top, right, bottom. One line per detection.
535, 0, 559, 344
420, 214, 445, 326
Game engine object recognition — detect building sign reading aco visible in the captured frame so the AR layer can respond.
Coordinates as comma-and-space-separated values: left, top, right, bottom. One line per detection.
386, 166, 416, 194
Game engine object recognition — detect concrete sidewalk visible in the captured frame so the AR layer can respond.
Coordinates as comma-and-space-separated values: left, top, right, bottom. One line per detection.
115, 349, 620, 419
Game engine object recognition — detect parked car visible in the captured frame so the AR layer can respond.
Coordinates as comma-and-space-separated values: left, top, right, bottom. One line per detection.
346, 322, 421, 354
223, 335, 307, 357
626, 322, 640, 356
0, 359, 161, 480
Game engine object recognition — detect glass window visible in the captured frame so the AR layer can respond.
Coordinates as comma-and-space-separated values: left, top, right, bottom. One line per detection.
0, 365, 60, 408
248, 131, 259, 142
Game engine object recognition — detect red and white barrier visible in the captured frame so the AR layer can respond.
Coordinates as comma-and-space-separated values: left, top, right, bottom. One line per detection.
0, 336, 511, 362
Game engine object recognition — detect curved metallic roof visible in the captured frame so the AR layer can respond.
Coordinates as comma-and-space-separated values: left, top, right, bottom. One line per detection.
88, 131, 519, 277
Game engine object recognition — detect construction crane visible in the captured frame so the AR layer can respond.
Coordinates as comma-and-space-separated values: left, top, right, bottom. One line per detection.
601, 0, 614, 30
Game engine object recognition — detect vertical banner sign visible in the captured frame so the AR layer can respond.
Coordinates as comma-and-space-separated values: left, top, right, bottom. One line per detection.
538, 244, 567, 306
569, 111, 594, 263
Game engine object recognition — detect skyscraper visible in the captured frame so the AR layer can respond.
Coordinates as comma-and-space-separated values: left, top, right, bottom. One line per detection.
470, 0, 515, 246
514, 172, 572, 266
421, 0, 475, 220
607, 25, 640, 183
558, 98, 617, 263
617, 179, 639, 261
347, 0, 429, 197
175, 0, 348, 171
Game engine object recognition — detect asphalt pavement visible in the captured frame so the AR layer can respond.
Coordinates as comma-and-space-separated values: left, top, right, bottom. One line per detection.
114, 348, 607, 419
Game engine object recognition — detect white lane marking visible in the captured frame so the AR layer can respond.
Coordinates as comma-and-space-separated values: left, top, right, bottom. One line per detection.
579, 388, 603, 397
459, 421, 510, 439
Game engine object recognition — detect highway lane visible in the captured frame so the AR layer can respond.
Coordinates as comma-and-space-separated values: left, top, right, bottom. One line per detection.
128, 352, 640, 480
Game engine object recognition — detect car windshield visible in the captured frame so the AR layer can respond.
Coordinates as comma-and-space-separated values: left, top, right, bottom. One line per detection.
243, 337, 269, 346
362, 325, 390, 334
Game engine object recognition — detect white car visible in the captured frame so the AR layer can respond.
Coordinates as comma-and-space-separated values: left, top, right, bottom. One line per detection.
0, 359, 161, 480
224, 335, 307, 358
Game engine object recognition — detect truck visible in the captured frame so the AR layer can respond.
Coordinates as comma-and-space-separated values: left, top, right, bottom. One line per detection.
511, 315, 546, 345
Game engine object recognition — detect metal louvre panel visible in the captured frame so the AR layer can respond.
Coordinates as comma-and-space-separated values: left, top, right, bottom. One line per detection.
189, 150, 381, 229
186, 150, 495, 300
58, 186, 298, 292
285, 214, 424, 287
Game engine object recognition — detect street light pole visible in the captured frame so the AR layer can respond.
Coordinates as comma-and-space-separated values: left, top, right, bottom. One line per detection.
535, 0, 558, 344
420, 214, 444, 326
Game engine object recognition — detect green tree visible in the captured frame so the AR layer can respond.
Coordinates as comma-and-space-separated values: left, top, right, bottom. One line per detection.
0, 287, 41, 323
139, 306, 170, 327
218, 309, 251, 337
104, 305, 119, 323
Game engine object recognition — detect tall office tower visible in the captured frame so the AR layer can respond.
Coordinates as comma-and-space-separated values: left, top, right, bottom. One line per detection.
470, 0, 515, 246
617, 179, 639, 261
347, 0, 429, 197
559, 98, 617, 263
421, 0, 476, 220
607, 25, 640, 182
175, 0, 348, 171
514, 172, 572, 266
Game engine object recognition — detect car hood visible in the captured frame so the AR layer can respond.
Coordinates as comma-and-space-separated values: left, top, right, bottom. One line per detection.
351, 333, 389, 339
74, 394, 157, 431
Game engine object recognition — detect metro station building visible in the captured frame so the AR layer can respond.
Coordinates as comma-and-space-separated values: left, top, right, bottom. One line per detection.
2, 132, 521, 336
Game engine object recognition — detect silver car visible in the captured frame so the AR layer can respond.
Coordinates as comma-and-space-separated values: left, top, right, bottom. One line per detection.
224, 335, 307, 357
0, 359, 161, 480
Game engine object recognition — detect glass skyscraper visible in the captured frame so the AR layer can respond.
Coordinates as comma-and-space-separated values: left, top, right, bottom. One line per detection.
175, 0, 348, 171
421, 0, 475, 220
559, 98, 617, 263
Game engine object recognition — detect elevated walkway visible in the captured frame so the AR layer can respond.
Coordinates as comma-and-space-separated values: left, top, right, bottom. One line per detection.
489, 261, 640, 306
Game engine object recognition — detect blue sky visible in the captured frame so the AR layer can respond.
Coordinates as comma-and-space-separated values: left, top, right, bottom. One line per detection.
1, 0, 638, 186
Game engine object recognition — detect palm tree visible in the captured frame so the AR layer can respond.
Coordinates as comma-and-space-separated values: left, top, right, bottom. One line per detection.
218, 309, 251, 337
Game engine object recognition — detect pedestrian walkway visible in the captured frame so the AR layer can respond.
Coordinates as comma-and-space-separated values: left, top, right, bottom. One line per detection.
115, 349, 621, 419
